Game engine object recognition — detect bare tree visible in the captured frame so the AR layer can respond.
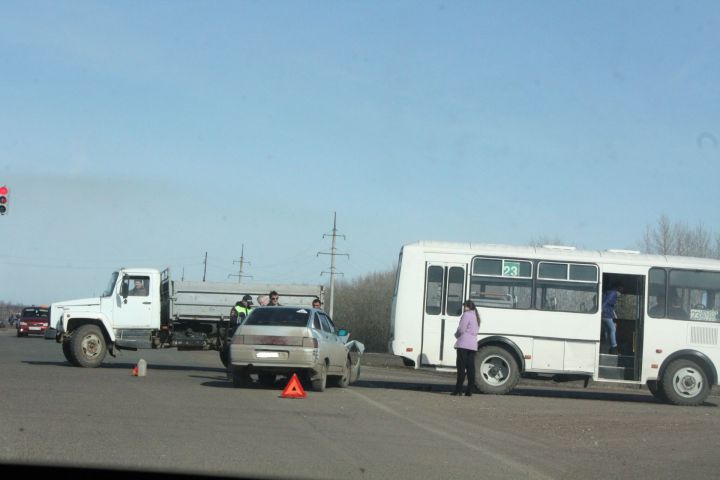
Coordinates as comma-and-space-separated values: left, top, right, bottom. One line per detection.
331, 267, 396, 353
641, 215, 718, 259
528, 235, 565, 247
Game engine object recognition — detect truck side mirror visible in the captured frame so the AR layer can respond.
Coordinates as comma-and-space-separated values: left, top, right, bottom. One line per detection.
120, 278, 129, 298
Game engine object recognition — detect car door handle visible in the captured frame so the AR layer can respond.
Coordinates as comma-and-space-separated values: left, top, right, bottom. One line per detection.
142, 302, 151, 305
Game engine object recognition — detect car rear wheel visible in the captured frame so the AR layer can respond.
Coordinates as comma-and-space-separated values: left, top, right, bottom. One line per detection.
258, 373, 276, 387
70, 325, 107, 368
311, 362, 328, 392
231, 367, 251, 388
338, 357, 351, 388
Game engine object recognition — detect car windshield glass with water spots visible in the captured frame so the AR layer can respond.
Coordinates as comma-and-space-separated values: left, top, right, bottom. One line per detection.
21, 308, 49, 318
243, 308, 309, 327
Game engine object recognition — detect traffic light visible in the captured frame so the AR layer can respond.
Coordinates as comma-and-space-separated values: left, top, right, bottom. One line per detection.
0, 185, 8, 215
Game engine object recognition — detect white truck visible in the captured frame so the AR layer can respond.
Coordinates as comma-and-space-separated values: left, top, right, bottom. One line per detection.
51, 268, 324, 368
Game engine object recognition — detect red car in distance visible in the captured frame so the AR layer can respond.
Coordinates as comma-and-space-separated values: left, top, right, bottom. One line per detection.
17, 306, 50, 337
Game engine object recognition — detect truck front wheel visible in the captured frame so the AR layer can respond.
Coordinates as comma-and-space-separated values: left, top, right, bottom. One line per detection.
71, 325, 107, 368
62, 340, 80, 366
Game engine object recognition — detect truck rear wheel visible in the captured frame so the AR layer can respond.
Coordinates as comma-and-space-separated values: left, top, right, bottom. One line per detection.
70, 325, 107, 368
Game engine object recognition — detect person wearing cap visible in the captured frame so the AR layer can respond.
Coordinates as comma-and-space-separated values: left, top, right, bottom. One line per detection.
236, 295, 253, 320
229, 296, 253, 329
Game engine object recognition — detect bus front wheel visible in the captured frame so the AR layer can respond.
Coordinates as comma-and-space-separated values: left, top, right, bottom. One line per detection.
475, 346, 520, 395
660, 359, 710, 406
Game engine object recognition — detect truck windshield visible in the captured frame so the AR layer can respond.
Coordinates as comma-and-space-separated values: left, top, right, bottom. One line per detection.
101, 272, 119, 297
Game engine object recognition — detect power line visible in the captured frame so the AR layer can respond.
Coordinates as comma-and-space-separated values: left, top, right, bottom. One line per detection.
317, 212, 348, 317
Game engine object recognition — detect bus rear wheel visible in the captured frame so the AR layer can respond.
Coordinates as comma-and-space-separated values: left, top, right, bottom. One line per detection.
660, 359, 710, 406
647, 380, 668, 403
475, 346, 520, 395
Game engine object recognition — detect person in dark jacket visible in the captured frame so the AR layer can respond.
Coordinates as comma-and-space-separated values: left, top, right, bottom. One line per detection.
602, 283, 624, 354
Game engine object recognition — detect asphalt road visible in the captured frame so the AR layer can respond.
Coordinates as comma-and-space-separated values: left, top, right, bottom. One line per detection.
1, 328, 719, 480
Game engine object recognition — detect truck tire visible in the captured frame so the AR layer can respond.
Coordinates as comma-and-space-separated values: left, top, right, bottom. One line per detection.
660, 359, 710, 406
474, 345, 520, 395
70, 324, 107, 368
62, 341, 80, 366
311, 362, 328, 392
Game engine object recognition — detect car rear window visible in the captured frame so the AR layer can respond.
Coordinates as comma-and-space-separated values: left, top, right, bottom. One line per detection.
244, 308, 310, 327
22, 308, 49, 319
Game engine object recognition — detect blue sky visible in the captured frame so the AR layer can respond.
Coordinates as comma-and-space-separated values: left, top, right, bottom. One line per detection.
1, 0, 719, 304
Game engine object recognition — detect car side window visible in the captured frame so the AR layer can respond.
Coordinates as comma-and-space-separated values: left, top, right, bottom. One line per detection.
319, 313, 334, 334
312, 313, 321, 330
325, 315, 337, 333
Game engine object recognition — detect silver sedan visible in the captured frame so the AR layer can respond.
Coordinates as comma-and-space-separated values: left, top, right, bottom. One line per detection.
228, 306, 363, 391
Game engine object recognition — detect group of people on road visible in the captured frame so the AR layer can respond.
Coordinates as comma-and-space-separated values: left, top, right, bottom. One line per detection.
228, 291, 324, 326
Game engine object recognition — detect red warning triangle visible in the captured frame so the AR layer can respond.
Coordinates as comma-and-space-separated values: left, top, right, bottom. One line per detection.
281, 373, 306, 398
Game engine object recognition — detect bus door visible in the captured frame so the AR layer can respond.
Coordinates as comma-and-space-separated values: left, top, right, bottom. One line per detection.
599, 273, 645, 381
421, 263, 466, 366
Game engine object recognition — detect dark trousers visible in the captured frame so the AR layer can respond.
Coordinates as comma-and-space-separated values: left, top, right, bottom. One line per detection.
455, 348, 477, 393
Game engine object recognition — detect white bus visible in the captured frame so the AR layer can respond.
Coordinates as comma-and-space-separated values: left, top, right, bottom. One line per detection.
389, 241, 720, 405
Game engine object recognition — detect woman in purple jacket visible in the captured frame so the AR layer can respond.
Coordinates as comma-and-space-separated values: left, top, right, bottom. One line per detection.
452, 300, 481, 396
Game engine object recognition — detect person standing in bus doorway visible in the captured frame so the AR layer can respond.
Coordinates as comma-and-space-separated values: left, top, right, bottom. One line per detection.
452, 300, 481, 397
602, 282, 624, 355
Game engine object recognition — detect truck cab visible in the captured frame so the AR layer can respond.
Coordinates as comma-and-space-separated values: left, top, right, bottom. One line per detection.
52, 268, 161, 367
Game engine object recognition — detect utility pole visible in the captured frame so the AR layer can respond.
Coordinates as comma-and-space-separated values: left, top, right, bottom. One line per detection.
317, 212, 348, 317
202, 251, 208, 282
228, 244, 253, 283
181, 267, 185, 281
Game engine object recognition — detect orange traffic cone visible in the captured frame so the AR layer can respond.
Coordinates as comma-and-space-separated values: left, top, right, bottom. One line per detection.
280, 373, 306, 399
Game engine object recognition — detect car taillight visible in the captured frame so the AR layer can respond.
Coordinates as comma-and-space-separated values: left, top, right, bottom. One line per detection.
232, 335, 244, 345
302, 337, 318, 348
